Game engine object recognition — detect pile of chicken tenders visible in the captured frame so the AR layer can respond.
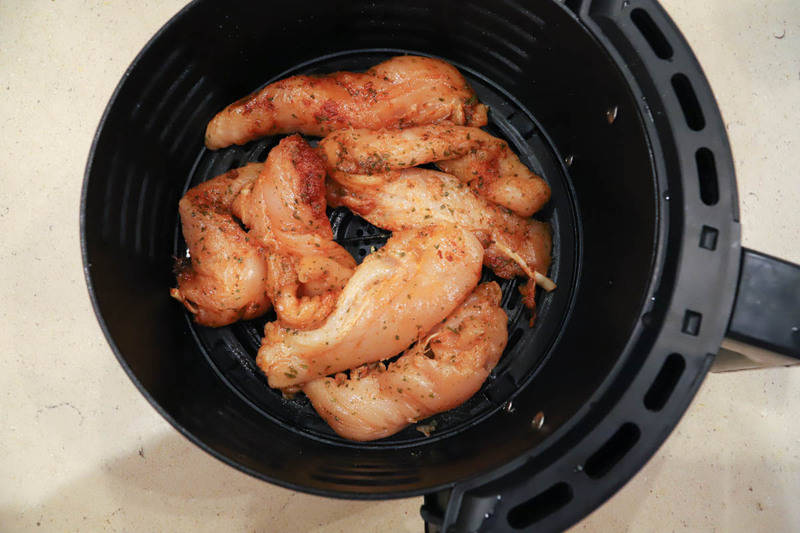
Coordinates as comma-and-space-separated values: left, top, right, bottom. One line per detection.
170, 56, 555, 441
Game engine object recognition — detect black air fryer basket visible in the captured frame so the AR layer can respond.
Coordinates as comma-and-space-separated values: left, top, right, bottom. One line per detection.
81, 1, 800, 531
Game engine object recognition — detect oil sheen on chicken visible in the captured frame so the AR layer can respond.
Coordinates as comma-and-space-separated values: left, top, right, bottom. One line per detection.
304, 282, 508, 441
326, 167, 552, 311
318, 125, 551, 217
256, 225, 484, 389
170, 163, 271, 327
204, 56, 488, 149
232, 135, 356, 330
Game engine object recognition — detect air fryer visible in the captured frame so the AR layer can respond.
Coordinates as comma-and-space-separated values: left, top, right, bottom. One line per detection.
81, 1, 800, 531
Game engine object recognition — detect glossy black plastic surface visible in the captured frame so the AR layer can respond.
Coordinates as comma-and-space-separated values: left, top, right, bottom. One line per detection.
82, 0, 744, 531
727, 249, 800, 359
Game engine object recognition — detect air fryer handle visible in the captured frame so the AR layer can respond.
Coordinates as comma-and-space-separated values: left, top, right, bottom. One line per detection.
419, 253, 800, 531
714, 248, 800, 372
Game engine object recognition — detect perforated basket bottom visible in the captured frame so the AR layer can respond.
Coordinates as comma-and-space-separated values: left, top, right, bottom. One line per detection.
175, 49, 577, 448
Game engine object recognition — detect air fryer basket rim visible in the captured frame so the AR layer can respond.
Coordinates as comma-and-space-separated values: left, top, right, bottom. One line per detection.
80, 0, 742, 530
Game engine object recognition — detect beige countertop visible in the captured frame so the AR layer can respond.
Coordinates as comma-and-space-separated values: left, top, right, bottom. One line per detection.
1, 1, 798, 531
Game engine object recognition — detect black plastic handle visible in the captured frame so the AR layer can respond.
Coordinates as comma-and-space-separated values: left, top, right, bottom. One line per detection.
723, 248, 800, 361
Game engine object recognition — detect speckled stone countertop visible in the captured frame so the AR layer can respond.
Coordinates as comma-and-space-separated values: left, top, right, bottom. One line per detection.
1, 1, 798, 531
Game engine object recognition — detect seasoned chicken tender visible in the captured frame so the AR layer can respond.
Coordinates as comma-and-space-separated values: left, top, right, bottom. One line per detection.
233, 135, 356, 330
205, 56, 488, 149
256, 226, 484, 389
319, 125, 550, 216
326, 167, 552, 313
170, 163, 271, 327
304, 282, 508, 441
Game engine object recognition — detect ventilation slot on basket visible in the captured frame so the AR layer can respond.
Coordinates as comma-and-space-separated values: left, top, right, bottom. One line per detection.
699, 225, 719, 250
631, 8, 673, 59
681, 310, 702, 336
584, 423, 641, 479
696, 148, 719, 205
671, 74, 705, 131
644, 353, 685, 411
507, 482, 573, 529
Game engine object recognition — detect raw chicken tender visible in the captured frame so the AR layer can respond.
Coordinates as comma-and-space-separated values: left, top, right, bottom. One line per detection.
170, 163, 270, 327
257, 225, 484, 388
304, 282, 507, 441
319, 125, 550, 216
233, 135, 356, 330
205, 56, 488, 149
